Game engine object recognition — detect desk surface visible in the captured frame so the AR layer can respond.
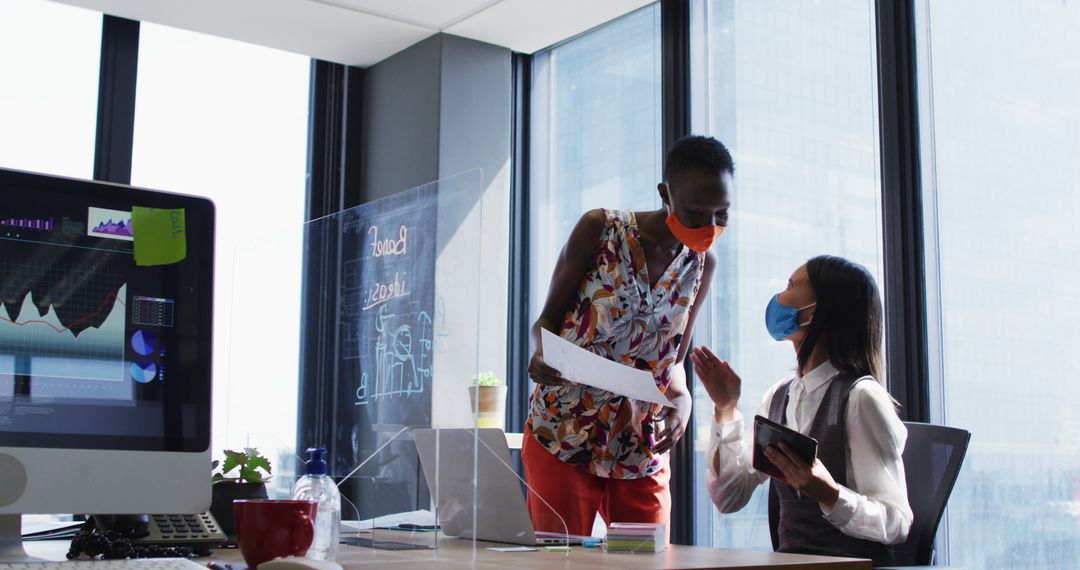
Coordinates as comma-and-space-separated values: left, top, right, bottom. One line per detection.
25, 531, 871, 569
217, 530, 870, 570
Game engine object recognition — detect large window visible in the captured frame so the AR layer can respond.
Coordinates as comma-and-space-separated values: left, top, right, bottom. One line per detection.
528, 3, 663, 323
130, 23, 310, 497
689, 0, 884, 549
0, 0, 101, 178
919, 1, 1080, 567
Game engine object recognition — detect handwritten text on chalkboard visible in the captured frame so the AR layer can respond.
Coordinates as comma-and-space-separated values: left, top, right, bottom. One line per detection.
339, 189, 436, 412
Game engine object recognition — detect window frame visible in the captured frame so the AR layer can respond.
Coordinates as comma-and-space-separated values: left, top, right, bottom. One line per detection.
874, 0, 931, 423
93, 15, 140, 185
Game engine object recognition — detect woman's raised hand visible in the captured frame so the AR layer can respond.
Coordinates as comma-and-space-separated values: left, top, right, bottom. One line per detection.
691, 345, 741, 422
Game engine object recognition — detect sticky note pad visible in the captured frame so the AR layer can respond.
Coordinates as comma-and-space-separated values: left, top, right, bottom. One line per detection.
132, 207, 186, 266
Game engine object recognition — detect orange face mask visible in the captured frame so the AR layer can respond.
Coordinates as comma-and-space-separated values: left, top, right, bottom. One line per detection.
665, 211, 725, 253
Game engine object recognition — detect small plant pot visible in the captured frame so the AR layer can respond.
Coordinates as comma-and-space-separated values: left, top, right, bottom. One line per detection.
468, 384, 507, 430
210, 482, 268, 540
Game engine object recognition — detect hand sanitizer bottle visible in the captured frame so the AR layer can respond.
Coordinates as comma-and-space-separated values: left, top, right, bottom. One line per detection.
291, 447, 340, 560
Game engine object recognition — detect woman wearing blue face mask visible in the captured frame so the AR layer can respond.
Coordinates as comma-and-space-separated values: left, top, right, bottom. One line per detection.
691, 255, 911, 566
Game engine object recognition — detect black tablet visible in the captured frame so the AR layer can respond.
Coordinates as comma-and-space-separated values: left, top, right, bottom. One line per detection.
752, 415, 818, 481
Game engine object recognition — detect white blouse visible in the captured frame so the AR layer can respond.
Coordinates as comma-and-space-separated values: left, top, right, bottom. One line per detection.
705, 361, 913, 545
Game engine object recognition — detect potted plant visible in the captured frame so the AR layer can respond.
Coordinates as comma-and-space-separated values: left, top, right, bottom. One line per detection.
209, 447, 272, 540
468, 372, 507, 430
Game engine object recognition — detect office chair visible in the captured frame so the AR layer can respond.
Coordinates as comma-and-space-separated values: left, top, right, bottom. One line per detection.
890, 421, 971, 566
767, 421, 969, 567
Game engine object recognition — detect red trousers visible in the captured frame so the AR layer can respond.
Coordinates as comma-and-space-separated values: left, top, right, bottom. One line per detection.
521, 425, 671, 540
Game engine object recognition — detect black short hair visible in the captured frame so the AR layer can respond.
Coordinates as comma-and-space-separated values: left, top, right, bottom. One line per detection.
663, 135, 734, 183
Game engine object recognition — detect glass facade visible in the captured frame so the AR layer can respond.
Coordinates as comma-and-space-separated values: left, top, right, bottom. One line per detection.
689, 0, 884, 549
529, 3, 663, 324
131, 23, 310, 497
0, 0, 101, 178
919, 0, 1080, 567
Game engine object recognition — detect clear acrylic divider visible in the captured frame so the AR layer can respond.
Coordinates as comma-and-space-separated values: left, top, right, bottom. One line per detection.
297, 170, 495, 560
420, 426, 573, 559
476, 427, 573, 552
227, 169, 567, 561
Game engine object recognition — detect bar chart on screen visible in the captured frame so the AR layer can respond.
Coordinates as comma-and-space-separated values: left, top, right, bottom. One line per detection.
0, 217, 54, 231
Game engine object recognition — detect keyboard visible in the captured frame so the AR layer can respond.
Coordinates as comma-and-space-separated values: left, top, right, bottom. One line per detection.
0, 560, 206, 570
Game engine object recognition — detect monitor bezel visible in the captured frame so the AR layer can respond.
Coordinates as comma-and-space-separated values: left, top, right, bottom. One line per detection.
0, 167, 213, 453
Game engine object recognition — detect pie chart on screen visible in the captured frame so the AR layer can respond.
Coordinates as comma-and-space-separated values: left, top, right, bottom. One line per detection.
131, 330, 158, 356
130, 360, 158, 383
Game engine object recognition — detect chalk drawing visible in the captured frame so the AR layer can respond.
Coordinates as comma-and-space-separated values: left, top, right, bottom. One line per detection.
355, 305, 433, 405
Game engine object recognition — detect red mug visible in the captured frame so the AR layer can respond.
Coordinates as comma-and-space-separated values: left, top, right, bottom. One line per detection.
234, 499, 317, 568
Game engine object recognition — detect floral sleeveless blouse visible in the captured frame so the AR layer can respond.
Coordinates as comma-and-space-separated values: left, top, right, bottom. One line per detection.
527, 209, 705, 479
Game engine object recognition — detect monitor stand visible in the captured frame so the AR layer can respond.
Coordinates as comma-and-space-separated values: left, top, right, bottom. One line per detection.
0, 514, 46, 562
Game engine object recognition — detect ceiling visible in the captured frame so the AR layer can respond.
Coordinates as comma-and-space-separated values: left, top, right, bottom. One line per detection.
50, 0, 654, 67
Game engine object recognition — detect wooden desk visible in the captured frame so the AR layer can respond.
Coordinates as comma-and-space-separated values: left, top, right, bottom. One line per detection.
210, 530, 871, 570
23, 530, 871, 569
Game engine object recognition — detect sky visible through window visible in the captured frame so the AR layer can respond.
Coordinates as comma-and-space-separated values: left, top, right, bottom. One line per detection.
131, 22, 310, 497
0, 0, 101, 178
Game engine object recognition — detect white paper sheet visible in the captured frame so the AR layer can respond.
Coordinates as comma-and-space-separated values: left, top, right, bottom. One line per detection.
340, 509, 437, 531
541, 329, 674, 407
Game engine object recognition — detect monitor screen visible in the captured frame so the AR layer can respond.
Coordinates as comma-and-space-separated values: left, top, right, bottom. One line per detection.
0, 168, 213, 452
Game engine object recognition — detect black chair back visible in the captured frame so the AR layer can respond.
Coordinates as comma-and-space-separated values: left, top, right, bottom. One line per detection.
892, 422, 971, 565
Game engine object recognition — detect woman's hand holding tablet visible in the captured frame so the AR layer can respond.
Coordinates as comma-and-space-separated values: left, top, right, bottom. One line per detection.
753, 415, 818, 481
753, 415, 841, 508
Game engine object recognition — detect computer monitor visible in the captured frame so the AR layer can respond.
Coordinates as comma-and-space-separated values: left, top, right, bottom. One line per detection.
0, 168, 214, 560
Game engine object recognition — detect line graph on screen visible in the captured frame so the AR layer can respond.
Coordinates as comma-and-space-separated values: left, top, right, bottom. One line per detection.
0, 283, 127, 382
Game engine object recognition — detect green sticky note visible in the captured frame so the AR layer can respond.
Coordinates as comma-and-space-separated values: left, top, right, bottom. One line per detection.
132, 207, 186, 266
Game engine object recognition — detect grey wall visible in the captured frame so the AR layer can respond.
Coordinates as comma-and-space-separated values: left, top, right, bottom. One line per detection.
360, 33, 512, 202
435, 34, 512, 427
438, 34, 511, 192
360, 35, 442, 201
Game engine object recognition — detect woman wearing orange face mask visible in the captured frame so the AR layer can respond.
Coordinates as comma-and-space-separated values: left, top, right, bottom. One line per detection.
523, 136, 733, 539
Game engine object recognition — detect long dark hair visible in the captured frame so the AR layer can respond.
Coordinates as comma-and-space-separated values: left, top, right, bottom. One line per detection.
797, 255, 884, 383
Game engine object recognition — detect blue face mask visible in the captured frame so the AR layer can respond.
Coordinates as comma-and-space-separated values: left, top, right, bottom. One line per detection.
764, 294, 816, 341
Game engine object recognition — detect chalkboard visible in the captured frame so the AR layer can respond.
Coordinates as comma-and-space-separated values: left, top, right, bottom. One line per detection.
340, 184, 436, 424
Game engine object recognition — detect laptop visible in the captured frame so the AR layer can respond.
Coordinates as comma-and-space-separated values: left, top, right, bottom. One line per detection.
413, 428, 590, 546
